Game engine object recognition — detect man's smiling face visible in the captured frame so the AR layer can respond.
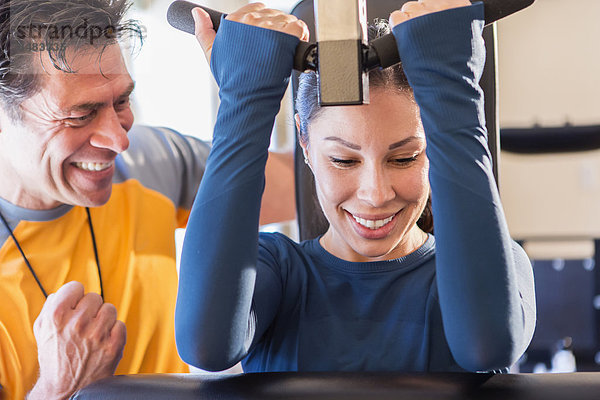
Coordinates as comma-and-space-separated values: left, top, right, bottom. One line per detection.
0, 44, 135, 209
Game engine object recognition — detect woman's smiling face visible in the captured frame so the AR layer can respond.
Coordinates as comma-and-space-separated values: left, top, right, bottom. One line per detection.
301, 89, 429, 262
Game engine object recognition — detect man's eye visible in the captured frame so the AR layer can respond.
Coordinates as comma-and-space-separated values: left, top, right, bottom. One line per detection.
116, 98, 130, 110
66, 111, 96, 126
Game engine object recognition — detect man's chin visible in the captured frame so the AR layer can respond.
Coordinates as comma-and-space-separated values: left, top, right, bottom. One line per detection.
71, 188, 113, 208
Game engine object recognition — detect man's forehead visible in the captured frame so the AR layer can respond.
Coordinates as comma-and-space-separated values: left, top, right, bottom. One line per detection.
26, 44, 134, 112
31, 43, 131, 77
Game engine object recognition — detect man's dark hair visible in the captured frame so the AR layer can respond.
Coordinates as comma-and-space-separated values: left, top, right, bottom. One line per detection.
0, 0, 143, 118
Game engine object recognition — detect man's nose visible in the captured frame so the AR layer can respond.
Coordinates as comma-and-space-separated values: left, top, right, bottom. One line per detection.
89, 108, 130, 153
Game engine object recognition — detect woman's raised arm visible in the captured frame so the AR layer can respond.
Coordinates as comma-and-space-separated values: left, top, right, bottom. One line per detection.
391, 1, 536, 371
175, 5, 306, 371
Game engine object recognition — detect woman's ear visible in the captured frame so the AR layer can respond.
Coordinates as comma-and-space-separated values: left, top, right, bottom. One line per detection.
295, 113, 313, 172
294, 113, 301, 133
302, 148, 311, 168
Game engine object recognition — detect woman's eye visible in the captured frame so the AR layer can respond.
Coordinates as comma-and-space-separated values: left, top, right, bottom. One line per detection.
391, 156, 418, 166
329, 157, 357, 167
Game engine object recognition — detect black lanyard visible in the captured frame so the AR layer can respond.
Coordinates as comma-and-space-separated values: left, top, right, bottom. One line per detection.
0, 207, 104, 300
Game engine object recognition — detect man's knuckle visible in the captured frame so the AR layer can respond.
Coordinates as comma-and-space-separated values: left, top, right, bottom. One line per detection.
81, 293, 103, 312
91, 328, 108, 343
70, 316, 88, 334
104, 302, 118, 315
50, 307, 64, 324
85, 292, 103, 304
62, 281, 84, 297
98, 303, 118, 322
88, 329, 103, 343
109, 339, 124, 357
114, 321, 127, 341
33, 317, 43, 333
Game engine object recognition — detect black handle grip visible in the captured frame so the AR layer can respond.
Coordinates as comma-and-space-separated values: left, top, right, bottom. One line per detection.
167, 0, 223, 35
167, 0, 315, 70
365, 0, 536, 70
482, 0, 535, 25
166, 0, 535, 71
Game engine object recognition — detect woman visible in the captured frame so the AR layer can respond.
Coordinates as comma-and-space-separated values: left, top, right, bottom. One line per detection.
176, 0, 536, 373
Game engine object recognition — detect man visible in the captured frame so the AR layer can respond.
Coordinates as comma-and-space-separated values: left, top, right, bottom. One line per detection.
0, 1, 295, 398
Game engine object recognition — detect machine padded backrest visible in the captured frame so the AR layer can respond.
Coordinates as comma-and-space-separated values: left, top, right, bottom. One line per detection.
72, 371, 600, 399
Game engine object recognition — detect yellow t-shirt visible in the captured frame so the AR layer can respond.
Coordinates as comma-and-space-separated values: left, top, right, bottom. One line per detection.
0, 126, 210, 399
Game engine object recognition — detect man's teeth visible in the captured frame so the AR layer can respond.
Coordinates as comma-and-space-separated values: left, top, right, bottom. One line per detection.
352, 214, 395, 230
75, 162, 112, 171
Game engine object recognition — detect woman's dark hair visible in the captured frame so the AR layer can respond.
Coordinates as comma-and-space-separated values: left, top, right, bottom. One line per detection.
295, 20, 433, 234
0, 0, 143, 119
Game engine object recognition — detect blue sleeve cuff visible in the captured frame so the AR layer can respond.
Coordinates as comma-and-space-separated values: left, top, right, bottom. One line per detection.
391, 3, 486, 134
392, 3, 485, 82
210, 18, 299, 92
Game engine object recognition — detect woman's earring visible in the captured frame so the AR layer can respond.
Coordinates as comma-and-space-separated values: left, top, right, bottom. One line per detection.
302, 149, 313, 171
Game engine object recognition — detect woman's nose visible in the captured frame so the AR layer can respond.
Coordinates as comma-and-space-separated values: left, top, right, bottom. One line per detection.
356, 164, 396, 207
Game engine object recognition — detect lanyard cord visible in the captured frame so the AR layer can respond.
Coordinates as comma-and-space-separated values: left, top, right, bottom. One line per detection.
85, 207, 104, 300
0, 207, 104, 300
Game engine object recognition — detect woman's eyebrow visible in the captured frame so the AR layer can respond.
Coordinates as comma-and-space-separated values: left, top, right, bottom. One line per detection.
323, 135, 423, 151
323, 136, 361, 150
388, 136, 423, 150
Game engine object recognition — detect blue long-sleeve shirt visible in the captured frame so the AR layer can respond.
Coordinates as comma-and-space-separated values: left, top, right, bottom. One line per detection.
176, 3, 536, 373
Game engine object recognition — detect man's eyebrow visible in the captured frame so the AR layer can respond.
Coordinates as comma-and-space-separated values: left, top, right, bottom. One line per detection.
64, 81, 135, 113
388, 136, 423, 150
116, 81, 135, 103
323, 136, 361, 150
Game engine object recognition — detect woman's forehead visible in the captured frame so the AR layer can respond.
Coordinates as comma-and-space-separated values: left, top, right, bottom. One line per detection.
308, 89, 423, 144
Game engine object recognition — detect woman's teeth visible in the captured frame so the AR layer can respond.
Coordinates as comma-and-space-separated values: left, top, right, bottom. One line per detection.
75, 162, 112, 171
352, 214, 395, 230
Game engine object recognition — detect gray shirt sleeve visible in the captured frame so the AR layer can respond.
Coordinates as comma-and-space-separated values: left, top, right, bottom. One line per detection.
114, 125, 210, 210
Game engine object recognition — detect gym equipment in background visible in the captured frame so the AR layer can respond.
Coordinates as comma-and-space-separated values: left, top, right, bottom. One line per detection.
166, 0, 534, 105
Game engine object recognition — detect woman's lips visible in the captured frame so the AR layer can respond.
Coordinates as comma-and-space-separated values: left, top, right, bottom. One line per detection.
346, 210, 400, 240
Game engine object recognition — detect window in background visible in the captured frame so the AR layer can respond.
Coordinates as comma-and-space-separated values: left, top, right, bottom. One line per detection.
127, 0, 299, 140
128, 0, 217, 141
128, 0, 300, 283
